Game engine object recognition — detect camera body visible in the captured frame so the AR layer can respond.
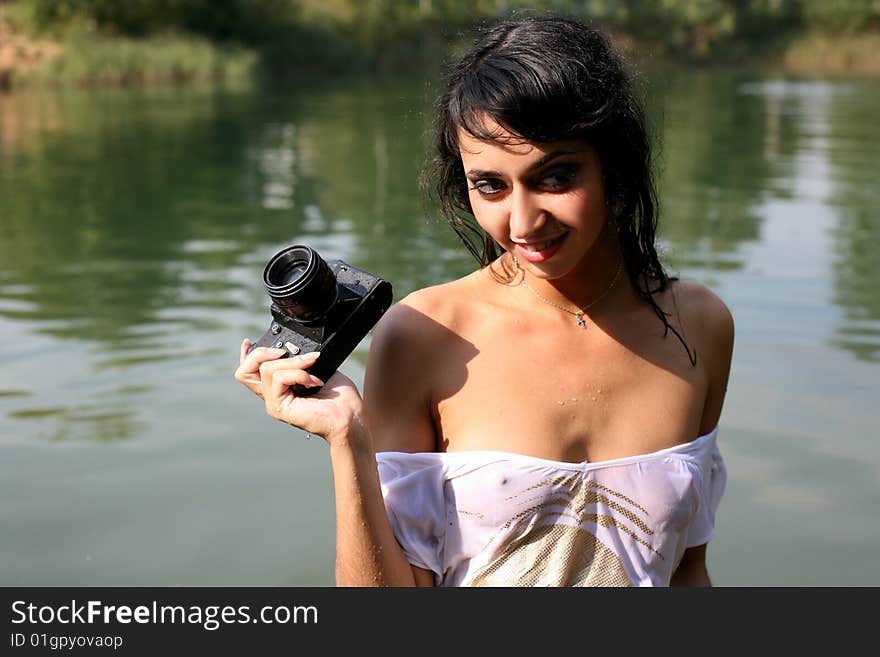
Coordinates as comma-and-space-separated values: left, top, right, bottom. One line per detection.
249, 245, 393, 396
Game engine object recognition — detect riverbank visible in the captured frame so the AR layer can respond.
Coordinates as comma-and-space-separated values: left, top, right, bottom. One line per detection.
1, 15, 879, 92
0, 16, 59, 90
781, 32, 880, 74
0, 17, 257, 91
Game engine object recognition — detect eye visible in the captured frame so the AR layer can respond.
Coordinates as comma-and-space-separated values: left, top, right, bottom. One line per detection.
538, 164, 580, 191
469, 178, 506, 197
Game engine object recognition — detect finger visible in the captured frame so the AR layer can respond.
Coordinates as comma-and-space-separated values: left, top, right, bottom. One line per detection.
233, 364, 264, 397
256, 350, 321, 378
250, 351, 320, 402
235, 344, 286, 396
241, 381, 264, 399
264, 369, 323, 418
260, 356, 321, 391
240, 346, 289, 375
239, 338, 252, 365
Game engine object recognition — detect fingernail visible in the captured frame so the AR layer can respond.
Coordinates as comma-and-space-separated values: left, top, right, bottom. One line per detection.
308, 375, 324, 387
269, 347, 287, 354
303, 351, 321, 359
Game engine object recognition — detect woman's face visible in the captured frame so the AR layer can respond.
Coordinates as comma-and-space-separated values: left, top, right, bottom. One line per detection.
457, 120, 609, 281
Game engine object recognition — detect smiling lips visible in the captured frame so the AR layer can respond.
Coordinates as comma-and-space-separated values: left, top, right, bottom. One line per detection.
513, 233, 568, 262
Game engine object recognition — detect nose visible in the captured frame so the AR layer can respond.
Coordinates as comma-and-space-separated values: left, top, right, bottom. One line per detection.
508, 187, 547, 241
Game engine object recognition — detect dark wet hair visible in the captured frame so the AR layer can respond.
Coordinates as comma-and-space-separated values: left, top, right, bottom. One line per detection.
423, 14, 695, 364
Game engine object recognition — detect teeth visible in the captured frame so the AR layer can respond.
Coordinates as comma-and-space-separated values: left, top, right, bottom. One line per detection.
522, 236, 560, 251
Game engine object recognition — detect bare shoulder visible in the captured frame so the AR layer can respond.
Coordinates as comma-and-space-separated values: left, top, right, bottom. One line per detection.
671, 279, 735, 344
393, 272, 483, 327
370, 281, 462, 352
364, 272, 481, 453
668, 279, 735, 431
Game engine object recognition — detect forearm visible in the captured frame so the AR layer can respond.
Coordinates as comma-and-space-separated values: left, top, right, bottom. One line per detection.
329, 425, 418, 587
669, 562, 712, 587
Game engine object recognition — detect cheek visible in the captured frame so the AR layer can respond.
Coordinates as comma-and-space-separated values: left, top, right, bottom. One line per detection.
562, 190, 607, 230
471, 202, 510, 243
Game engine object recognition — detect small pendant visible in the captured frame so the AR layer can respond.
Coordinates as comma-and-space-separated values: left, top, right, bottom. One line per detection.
576, 315, 587, 328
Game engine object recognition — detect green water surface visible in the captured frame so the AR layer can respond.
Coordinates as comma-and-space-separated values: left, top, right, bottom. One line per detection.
1, 71, 878, 585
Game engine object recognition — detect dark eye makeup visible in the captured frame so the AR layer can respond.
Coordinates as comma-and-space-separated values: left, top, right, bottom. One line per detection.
468, 178, 506, 196
467, 160, 583, 197
537, 163, 581, 190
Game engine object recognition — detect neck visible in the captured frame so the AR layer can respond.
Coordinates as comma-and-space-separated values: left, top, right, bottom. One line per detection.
511, 230, 626, 313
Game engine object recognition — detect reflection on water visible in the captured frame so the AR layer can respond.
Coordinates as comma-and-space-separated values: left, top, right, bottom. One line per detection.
1, 72, 878, 585
657, 73, 880, 363
740, 79, 880, 362
249, 122, 297, 210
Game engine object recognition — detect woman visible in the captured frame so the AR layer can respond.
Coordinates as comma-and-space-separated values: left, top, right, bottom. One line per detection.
235, 14, 733, 587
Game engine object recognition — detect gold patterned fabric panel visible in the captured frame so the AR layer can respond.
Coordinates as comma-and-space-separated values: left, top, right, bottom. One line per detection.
468, 523, 632, 586
467, 474, 660, 586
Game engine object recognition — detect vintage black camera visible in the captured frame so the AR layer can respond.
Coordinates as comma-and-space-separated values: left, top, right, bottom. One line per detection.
249, 244, 393, 395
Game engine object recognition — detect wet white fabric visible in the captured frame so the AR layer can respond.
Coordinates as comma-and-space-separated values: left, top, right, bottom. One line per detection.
376, 427, 726, 587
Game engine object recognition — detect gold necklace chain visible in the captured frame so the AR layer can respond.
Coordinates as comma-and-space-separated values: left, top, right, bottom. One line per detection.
513, 255, 623, 328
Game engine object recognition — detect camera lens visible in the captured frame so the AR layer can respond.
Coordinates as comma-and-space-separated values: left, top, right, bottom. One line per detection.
263, 245, 338, 322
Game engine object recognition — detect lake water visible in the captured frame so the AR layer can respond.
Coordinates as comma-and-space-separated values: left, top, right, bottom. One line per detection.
1, 70, 878, 586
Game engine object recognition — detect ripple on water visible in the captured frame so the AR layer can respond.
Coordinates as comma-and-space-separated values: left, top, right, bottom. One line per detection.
5, 402, 143, 444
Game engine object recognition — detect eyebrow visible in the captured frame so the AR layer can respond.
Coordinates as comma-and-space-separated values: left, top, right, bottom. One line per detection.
465, 149, 576, 178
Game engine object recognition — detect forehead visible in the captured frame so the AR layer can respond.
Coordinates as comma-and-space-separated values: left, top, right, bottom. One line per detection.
456, 118, 593, 167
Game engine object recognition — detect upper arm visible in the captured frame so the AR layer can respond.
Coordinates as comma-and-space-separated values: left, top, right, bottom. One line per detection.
670, 544, 711, 587
412, 565, 436, 586
363, 296, 440, 454
692, 285, 735, 434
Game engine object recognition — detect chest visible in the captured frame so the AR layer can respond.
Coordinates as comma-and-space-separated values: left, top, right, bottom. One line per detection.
433, 310, 707, 461
441, 456, 702, 586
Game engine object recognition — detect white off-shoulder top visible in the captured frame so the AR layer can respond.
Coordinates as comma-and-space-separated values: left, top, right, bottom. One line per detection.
376, 427, 726, 587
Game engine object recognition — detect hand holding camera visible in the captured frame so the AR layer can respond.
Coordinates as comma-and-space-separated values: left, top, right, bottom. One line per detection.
248, 244, 392, 395
235, 244, 392, 441
236, 342, 367, 443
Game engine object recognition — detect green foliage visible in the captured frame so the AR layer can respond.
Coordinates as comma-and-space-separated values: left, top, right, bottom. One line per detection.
799, 0, 880, 34
9, 0, 880, 80
23, 31, 257, 87
28, 0, 294, 40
